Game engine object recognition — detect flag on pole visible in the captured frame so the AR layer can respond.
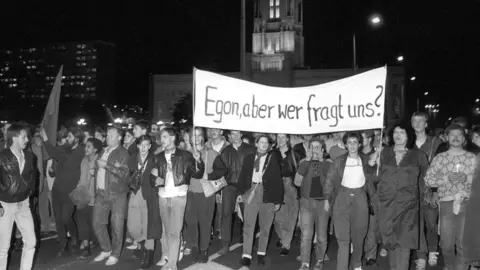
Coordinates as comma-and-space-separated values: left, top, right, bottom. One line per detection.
41, 66, 63, 145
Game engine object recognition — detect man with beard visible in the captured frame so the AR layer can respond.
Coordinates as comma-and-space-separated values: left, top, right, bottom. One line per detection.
41, 127, 85, 256
0, 123, 37, 270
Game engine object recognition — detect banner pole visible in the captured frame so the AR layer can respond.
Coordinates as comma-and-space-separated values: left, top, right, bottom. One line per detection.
376, 127, 384, 176
192, 67, 198, 170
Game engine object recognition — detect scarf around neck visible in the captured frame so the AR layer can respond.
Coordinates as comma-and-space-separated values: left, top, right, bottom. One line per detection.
254, 151, 268, 172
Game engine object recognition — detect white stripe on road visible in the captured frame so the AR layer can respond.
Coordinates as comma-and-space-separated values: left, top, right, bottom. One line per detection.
183, 232, 260, 270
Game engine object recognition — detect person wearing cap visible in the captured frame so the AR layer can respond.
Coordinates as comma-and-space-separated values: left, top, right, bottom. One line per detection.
425, 124, 476, 270
294, 137, 331, 270
324, 132, 376, 270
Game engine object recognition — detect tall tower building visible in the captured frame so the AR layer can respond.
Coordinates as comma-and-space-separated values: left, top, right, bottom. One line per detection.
251, 0, 304, 72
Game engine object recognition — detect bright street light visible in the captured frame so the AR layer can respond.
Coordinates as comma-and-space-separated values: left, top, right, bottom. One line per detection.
371, 16, 381, 25
397, 56, 404, 62
424, 92, 429, 95
411, 77, 416, 81
476, 99, 479, 102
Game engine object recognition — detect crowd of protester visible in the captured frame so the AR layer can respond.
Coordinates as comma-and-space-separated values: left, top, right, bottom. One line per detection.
1, 113, 480, 270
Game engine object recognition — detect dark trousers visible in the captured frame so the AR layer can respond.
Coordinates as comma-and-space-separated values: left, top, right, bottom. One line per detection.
52, 190, 77, 247
416, 204, 432, 260
77, 206, 95, 242
220, 185, 237, 247
93, 190, 127, 258
333, 186, 369, 270
425, 206, 439, 251
185, 192, 215, 251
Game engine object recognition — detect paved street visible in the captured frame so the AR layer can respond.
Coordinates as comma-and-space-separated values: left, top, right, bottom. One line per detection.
8, 224, 446, 270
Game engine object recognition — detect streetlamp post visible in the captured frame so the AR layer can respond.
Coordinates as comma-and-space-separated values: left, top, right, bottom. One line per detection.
353, 15, 382, 73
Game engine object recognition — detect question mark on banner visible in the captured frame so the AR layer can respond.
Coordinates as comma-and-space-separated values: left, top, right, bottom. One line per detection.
374, 85, 384, 116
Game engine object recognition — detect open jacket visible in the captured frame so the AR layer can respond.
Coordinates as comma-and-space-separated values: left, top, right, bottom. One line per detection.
323, 153, 376, 209
133, 153, 163, 239
237, 151, 284, 205
149, 148, 205, 188
94, 145, 130, 200
0, 148, 37, 204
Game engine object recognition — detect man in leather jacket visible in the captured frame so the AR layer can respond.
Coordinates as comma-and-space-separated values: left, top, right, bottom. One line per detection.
91, 127, 130, 266
0, 123, 37, 270
150, 127, 204, 270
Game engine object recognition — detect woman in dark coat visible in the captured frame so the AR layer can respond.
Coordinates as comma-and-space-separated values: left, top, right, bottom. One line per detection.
369, 123, 430, 270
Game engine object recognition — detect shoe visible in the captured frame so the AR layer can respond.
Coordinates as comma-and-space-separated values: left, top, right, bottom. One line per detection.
313, 260, 324, 270
415, 258, 427, 270
257, 254, 266, 265
354, 267, 362, 270
299, 263, 310, 270
79, 249, 92, 259
240, 257, 251, 267
140, 250, 154, 269
126, 241, 138, 250
125, 237, 133, 244
156, 256, 168, 266
366, 258, 377, 266
428, 252, 439, 266
280, 248, 289, 256
93, 251, 111, 262
105, 256, 118, 266
380, 248, 388, 257
276, 240, 283, 249
218, 246, 229, 255
197, 250, 208, 263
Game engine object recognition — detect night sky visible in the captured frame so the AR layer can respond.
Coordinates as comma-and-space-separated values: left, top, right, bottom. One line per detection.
1, 0, 479, 123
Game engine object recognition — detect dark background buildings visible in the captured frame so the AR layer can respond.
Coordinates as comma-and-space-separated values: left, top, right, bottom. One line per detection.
0, 0, 479, 126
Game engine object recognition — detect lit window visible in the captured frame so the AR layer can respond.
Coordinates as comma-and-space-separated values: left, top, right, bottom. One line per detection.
92, 56, 96, 59
269, 0, 280, 18
92, 68, 97, 72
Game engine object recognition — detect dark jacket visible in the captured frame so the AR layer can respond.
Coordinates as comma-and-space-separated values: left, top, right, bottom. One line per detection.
415, 135, 441, 163
137, 153, 162, 239
44, 141, 85, 198
0, 148, 37, 203
323, 153, 376, 208
293, 142, 308, 160
237, 151, 284, 205
94, 145, 131, 200
219, 142, 256, 186
274, 146, 302, 178
149, 148, 205, 187
295, 159, 331, 200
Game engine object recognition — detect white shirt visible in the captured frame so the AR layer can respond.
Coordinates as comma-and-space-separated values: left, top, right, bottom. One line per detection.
96, 145, 118, 190
158, 152, 188, 198
11, 148, 25, 174
252, 155, 267, 184
341, 157, 366, 189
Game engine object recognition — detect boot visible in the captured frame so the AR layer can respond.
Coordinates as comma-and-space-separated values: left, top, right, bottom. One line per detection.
140, 250, 154, 269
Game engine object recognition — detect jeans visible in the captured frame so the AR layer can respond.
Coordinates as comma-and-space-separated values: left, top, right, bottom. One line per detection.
299, 198, 329, 265
388, 248, 410, 270
242, 184, 276, 258
364, 214, 378, 260
274, 178, 299, 250
52, 189, 77, 247
77, 206, 95, 242
333, 187, 369, 270
440, 200, 468, 270
185, 191, 215, 251
425, 205, 439, 252
0, 198, 37, 270
127, 190, 148, 243
93, 190, 127, 258
159, 195, 187, 268
221, 185, 237, 247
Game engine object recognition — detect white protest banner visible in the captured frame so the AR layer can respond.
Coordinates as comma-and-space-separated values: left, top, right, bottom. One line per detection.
194, 67, 387, 134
